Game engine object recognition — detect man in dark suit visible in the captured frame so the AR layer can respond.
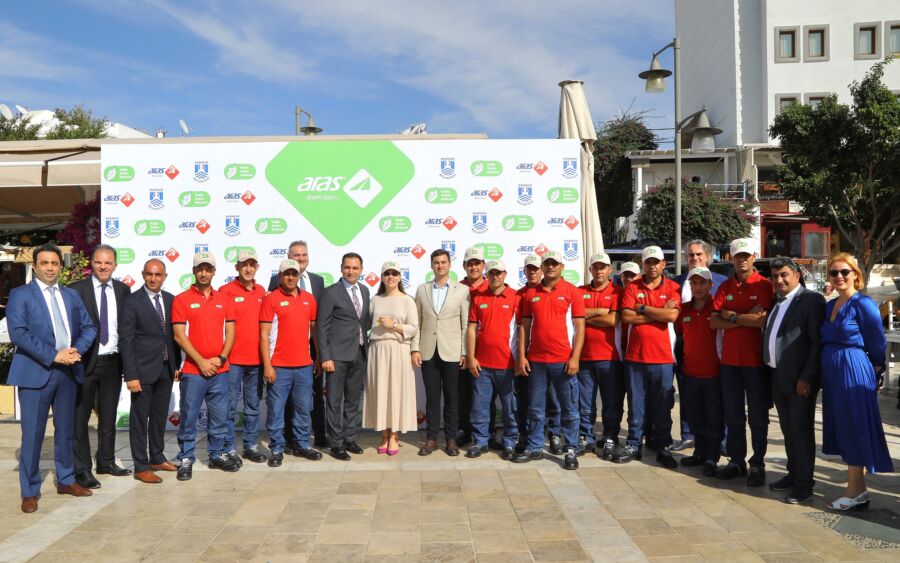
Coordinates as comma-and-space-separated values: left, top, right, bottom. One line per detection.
7, 243, 98, 513
120, 258, 181, 484
68, 244, 132, 488
763, 257, 825, 504
316, 252, 371, 460
268, 240, 326, 450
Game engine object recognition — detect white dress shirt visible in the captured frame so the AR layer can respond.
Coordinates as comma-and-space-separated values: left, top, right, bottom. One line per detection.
766, 284, 801, 368
431, 280, 450, 313
93, 276, 119, 354
144, 286, 165, 322
35, 278, 71, 347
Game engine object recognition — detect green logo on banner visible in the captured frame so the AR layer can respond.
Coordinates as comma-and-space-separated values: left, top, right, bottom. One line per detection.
547, 187, 580, 204
502, 215, 535, 231
134, 220, 165, 236
116, 248, 135, 264
470, 160, 503, 177
475, 243, 503, 260
379, 216, 412, 232
224, 246, 257, 263
316, 272, 334, 286
179, 274, 195, 289
265, 141, 415, 245
103, 166, 134, 182
426, 271, 459, 283
255, 218, 288, 235
178, 191, 211, 207
224, 163, 256, 180
424, 188, 457, 204
561, 271, 580, 284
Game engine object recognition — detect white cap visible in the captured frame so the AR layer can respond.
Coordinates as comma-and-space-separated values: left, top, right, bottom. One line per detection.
279, 259, 300, 273
463, 246, 484, 262
641, 246, 664, 262
192, 252, 216, 267
523, 255, 541, 268
541, 250, 563, 264
619, 262, 640, 275
236, 249, 259, 263
381, 260, 401, 274
589, 252, 611, 266
730, 237, 758, 256
688, 266, 712, 281
485, 259, 507, 272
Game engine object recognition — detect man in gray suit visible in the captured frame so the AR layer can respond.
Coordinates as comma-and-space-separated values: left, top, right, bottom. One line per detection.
412, 248, 470, 456
317, 252, 371, 461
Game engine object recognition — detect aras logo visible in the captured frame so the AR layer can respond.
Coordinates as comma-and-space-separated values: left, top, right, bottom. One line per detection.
488, 188, 503, 202
443, 216, 458, 230
535, 243, 549, 256
517, 161, 548, 175
121, 275, 136, 287
565, 215, 580, 230
241, 191, 256, 205
165, 165, 179, 180
196, 219, 210, 234
165, 248, 180, 262
412, 244, 426, 259
364, 272, 380, 287
120, 193, 135, 207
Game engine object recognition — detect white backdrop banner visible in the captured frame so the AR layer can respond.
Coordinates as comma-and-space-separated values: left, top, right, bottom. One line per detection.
101, 139, 583, 430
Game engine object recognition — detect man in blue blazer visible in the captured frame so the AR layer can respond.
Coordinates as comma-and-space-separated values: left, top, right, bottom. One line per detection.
7, 243, 98, 513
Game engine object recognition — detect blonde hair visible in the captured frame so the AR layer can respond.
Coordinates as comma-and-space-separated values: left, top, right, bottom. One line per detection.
827, 252, 864, 291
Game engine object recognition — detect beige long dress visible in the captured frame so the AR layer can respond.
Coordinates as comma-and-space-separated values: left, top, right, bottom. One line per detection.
363, 293, 419, 432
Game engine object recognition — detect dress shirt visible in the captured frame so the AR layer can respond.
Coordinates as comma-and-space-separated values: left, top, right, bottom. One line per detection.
93, 276, 119, 354
431, 280, 450, 313
765, 284, 801, 368
35, 278, 71, 347
340, 277, 360, 305
144, 286, 165, 322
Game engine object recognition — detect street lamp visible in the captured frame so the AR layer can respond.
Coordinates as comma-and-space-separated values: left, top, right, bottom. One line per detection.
639, 37, 682, 274
295, 106, 323, 136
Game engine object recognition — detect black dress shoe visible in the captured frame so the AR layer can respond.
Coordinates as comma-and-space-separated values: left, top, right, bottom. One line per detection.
563, 450, 579, 470
769, 475, 794, 491
487, 436, 504, 451
702, 461, 718, 477
501, 447, 516, 461
330, 448, 352, 461
784, 488, 813, 504
75, 470, 101, 489
456, 432, 473, 447
512, 451, 543, 464
344, 442, 364, 455
549, 435, 564, 455
242, 448, 267, 463
680, 455, 705, 467
747, 466, 766, 487
96, 464, 132, 476
294, 448, 323, 461
419, 439, 438, 456
611, 445, 638, 464
465, 446, 487, 458
176, 460, 193, 481
514, 440, 527, 454
657, 451, 678, 470
268, 452, 284, 467
716, 462, 747, 480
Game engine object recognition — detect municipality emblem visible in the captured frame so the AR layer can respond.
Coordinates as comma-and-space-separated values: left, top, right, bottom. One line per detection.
472, 212, 488, 234
518, 267, 527, 287
441, 240, 456, 261
194, 244, 209, 253
563, 240, 579, 261
148, 189, 164, 210
104, 217, 120, 238
440, 158, 456, 179
193, 161, 209, 182
400, 268, 411, 289
517, 184, 533, 205
562, 158, 578, 179
224, 215, 240, 237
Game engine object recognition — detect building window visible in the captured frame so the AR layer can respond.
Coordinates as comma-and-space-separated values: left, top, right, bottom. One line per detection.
776, 94, 800, 112
855, 22, 880, 60
804, 26, 829, 61
886, 21, 900, 57
805, 93, 830, 107
775, 26, 800, 62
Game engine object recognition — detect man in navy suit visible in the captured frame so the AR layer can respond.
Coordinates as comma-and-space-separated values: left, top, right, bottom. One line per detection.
7, 243, 98, 513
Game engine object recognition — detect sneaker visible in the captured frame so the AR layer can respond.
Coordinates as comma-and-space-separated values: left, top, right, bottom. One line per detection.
670, 438, 694, 452
501, 447, 516, 461
716, 461, 747, 480
702, 461, 718, 477
465, 446, 487, 459
577, 435, 591, 456
680, 455, 705, 467
456, 432, 473, 447
268, 452, 284, 468
209, 454, 240, 472
176, 459, 193, 481
227, 450, 243, 467
598, 437, 616, 461
242, 447, 266, 464
549, 434, 564, 455
563, 449, 579, 470
487, 435, 505, 451
747, 466, 766, 487
514, 440, 527, 454
612, 444, 638, 464
512, 451, 543, 464
656, 450, 678, 469
769, 475, 794, 492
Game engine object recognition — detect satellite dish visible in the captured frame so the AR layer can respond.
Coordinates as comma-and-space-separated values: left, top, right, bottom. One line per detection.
179, 118, 190, 135
0, 104, 12, 120
14, 104, 28, 115
399, 122, 428, 135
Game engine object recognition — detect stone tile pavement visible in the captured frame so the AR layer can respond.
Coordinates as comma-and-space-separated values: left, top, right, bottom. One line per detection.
0, 393, 897, 562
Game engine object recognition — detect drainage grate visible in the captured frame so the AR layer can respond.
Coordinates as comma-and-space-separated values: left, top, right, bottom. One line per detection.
805, 509, 900, 549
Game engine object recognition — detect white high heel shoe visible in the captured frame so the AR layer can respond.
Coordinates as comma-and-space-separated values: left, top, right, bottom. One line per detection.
825, 491, 870, 511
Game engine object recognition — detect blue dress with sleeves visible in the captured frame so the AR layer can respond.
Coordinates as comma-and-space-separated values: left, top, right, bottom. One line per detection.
820, 293, 893, 473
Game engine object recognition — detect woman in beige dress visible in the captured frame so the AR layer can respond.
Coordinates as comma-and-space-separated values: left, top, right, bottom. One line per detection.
364, 260, 419, 455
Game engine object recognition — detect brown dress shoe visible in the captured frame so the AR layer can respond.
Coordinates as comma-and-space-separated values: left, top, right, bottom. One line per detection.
134, 470, 163, 484
446, 439, 460, 457
57, 482, 93, 497
418, 439, 438, 456
21, 496, 38, 513
150, 461, 178, 472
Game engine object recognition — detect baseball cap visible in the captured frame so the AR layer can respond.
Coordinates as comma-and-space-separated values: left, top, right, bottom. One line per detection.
641, 246, 664, 262
730, 237, 758, 256
619, 262, 640, 275
381, 260, 401, 274
236, 249, 259, 263
688, 266, 712, 281
541, 250, 563, 264
485, 259, 507, 273
589, 252, 611, 266
192, 252, 216, 268
463, 246, 484, 262
279, 259, 300, 273
523, 255, 541, 268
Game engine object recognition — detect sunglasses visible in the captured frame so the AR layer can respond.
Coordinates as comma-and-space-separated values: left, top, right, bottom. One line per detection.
382, 270, 400, 277
828, 269, 852, 278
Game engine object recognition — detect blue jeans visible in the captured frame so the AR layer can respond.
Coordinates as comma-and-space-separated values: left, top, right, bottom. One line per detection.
720, 365, 770, 467
578, 360, 623, 445
471, 368, 518, 448
625, 362, 674, 451
525, 362, 579, 452
227, 364, 262, 451
674, 367, 694, 441
546, 383, 562, 437
177, 373, 229, 462
266, 365, 314, 453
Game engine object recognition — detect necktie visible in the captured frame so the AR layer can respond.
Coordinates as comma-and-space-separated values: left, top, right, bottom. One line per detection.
99, 283, 109, 345
154, 294, 168, 361
300, 275, 307, 291
351, 285, 363, 345
762, 296, 785, 366
48, 287, 68, 351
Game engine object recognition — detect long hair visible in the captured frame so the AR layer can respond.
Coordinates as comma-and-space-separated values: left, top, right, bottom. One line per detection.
827, 252, 864, 291
377, 279, 407, 296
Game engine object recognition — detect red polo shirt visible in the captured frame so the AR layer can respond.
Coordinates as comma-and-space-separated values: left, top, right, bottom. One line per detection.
620, 277, 680, 364
468, 286, 520, 369
713, 271, 773, 367
218, 279, 265, 365
521, 279, 585, 363
172, 285, 234, 375
260, 288, 317, 367
579, 282, 621, 361
676, 300, 719, 378
462, 277, 489, 296
516, 283, 539, 322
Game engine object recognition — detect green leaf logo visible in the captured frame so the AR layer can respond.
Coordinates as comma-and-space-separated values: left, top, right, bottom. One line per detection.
134, 220, 166, 236
179, 274, 195, 289
316, 272, 335, 286
224, 246, 257, 262
470, 160, 503, 177
561, 271, 580, 284
104, 166, 134, 182
255, 218, 288, 235
547, 187, 580, 204
474, 243, 504, 260
179, 191, 211, 207
224, 163, 256, 180
116, 248, 135, 264
379, 216, 412, 233
502, 215, 535, 231
424, 188, 457, 204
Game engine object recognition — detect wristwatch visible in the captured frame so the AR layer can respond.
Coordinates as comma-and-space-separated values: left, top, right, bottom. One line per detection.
637, 304, 647, 315
217, 355, 227, 364
728, 312, 738, 323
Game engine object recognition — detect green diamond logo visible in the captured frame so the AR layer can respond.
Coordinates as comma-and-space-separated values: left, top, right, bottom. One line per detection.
265, 141, 415, 245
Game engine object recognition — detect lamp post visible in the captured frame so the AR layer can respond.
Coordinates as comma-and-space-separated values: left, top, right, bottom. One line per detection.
295, 106, 323, 136
639, 37, 682, 274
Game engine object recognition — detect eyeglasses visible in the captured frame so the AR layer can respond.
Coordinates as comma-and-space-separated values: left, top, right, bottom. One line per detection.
828, 269, 852, 278
382, 271, 400, 277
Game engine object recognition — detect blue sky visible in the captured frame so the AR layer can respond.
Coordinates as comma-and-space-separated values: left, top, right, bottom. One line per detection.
1, 0, 675, 140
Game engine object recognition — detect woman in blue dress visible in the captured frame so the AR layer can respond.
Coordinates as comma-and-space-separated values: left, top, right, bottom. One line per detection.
820, 253, 893, 511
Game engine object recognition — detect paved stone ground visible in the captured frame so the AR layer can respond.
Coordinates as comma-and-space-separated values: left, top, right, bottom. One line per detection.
0, 393, 898, 562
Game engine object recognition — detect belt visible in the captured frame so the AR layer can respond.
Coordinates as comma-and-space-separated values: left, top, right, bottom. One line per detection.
97, 353, 120, 361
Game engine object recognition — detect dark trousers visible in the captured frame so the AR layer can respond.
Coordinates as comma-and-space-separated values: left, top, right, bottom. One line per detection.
625, 362, 674, 451
129, 370, 174, 472
285, 369, 325, 447
515, 375, 529, 441
578, 360, 624, 445
681, 374, 723, 462
675, 367, 694, 441
325, 347, 366, 448
773, 385, 818, 490
74, 354, 122, 471
422, 355, 460, 441
720, 365, 770, 467
458, 367, 472, 434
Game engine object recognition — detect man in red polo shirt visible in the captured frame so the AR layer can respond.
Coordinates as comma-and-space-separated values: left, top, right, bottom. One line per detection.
217, 249, 266, 464
513, 250, 585, 470
710, 238, 773, 486
457, 246, 488, 447
619, 246, 680, 468
465, 259, 520, 460
675, 267, 722, 476
260, 258, 322, 467
172, 252, 237, 481
514, 254, 550, 453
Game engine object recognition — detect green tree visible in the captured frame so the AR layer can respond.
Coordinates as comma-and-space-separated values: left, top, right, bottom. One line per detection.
0, 115, 40, 140
770, 60, 900, 284
636, 181, 756, 245
45, 105, 108, 139
593, 110, 658, 240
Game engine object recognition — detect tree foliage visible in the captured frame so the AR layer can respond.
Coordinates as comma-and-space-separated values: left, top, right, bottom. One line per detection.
44, 105, 108, 140
769, 60, 900, 282
0, 115, 40, 140
636, 181, 756, 245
